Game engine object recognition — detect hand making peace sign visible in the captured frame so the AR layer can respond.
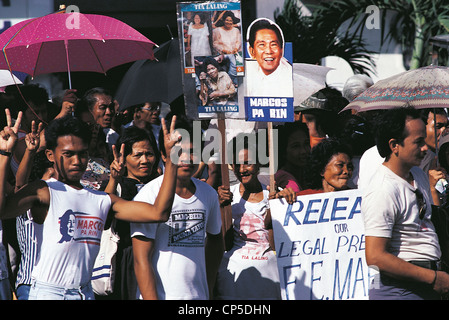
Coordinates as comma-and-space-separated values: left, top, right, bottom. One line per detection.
24, 120, 44, 152
161, 115, 181, 164
0, 109, 23, 154
110, 143, 126, 180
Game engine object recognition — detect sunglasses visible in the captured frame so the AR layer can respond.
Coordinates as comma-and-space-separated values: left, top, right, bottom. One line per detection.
415, 189, 428, 220
142, 105, 160, 112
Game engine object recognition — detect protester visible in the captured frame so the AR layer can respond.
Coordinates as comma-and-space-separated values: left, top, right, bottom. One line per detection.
80, 87, 120, 150
338, 114, 375, 188
301, 138, 353, 194
419, 108, 448, 175
435, 131, 449, 204
8, 84, 50, 176
123, 102, 162, 147
131, 115, 223, 300
13, 121, 55, 300
214, 132, 296, 300
103, 126, 160, 299
295, 88, 348, 148
362, 106, 449, 300
74, 102, 111, 191
342, 74, 373, 102
0, 110, 180, 300
275, 122, 311, 192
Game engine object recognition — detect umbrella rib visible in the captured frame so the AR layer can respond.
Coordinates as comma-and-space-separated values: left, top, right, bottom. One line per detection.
87, 39, 106, 74
135, 41, 156, 60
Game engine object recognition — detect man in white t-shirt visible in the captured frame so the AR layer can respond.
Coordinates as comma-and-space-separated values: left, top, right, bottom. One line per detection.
0, 111, 180, 300
362, 106, 449, 299
131, 116, 223, 300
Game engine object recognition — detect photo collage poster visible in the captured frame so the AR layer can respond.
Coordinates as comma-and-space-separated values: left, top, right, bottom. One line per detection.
177, 0, 245, 119
177, 1, 293, 122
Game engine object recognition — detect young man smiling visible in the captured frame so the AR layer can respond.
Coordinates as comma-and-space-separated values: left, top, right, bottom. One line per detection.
0, 110, 180, 300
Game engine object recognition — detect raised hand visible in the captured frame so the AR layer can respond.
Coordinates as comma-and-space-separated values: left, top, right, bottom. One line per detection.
110, 143, 126, 180
24, 120, 44, 152
161, 116, 181, 164
0, 109, 22, 154
56, 89, 78, 119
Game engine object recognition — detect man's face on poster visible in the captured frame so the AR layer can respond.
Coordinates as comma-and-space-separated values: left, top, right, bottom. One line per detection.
249, 28, 283, 76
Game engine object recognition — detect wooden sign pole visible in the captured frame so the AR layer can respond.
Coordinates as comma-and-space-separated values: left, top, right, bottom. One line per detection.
217, 118, 233, 250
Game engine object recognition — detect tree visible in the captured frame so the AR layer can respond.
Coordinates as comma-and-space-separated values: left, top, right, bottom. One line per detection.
274, 0, 449, 74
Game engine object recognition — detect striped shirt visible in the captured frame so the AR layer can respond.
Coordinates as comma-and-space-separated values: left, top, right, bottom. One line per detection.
15, 210, 42, 288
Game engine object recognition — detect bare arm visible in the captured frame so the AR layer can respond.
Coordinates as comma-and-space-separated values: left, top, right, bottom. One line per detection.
110, 116, 180, 223
104, 143, 125, 195
365, 236, 449, 294
15, 121, 44, 191
205, 231, 224, 299
3, 179, 50, 223
132, 236, 158, 300
0, 109, 22, 213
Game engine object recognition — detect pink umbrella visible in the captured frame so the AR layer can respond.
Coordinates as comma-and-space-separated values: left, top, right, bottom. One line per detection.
0, 10, 156, 88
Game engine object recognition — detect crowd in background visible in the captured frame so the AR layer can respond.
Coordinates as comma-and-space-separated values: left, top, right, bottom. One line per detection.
0, 68, 448, 300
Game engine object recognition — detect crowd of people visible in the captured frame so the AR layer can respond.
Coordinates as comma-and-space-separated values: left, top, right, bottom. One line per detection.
1, 66, 449, 300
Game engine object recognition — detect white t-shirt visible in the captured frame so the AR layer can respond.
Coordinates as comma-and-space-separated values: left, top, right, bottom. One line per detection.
214, 183, 281, 300
31, 179, 112, 288
362, 165, 441, 262
131, 176, 222, 300
358, 145, 384, 190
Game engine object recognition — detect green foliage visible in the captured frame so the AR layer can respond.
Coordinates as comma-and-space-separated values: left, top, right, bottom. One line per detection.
274, 0, 449, 73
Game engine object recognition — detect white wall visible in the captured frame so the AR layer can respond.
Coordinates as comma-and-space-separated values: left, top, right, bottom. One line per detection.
323, 9, 406, 90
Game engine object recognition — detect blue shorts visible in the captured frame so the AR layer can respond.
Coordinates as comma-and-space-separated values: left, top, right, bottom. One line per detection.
28, 280, 95, 300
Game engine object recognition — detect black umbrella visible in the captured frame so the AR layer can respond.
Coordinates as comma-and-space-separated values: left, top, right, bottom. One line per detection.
115, 37, 183, 111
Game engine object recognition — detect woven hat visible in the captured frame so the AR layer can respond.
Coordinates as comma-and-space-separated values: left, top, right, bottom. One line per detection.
294, 91, 329, 112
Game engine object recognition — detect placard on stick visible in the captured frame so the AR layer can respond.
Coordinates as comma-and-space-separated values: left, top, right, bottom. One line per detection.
270, 189, 373, 300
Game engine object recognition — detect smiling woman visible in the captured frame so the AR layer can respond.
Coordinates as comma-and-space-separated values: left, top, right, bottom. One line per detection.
301, 138, 354, 194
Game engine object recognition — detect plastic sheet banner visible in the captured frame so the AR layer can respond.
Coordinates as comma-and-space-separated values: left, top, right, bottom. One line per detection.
177, 0, 245, 120
270, 189, 372, 300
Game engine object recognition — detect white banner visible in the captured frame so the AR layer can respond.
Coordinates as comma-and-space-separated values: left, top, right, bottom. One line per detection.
270, 189, 374, 300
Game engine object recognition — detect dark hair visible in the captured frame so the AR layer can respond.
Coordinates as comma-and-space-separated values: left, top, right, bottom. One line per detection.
420, 107, 448, 123
305, 138, 353, 190
81, 87, 112, 111
277, 122, 310, 168
338, 114, 375, 156
45, 115, 91, 150
375, 106, 422, 160
227, 131, 268, 165
203, 56, 221, 71
117, 126, 160, 168
216, 11, 240, 27
248, 18, 283, 49
16, 84, 49, 112
192, 12, 206, 24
